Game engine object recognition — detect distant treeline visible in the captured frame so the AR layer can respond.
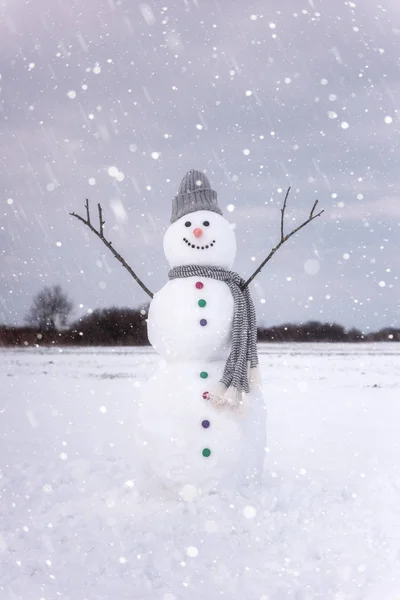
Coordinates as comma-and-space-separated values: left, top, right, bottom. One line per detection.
0, 308, 149, 347
0, 308, 399, 347
258, 321, 400, 342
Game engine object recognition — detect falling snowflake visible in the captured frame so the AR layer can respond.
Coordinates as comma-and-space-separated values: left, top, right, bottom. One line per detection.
180, 485, 197, 501
304, 259, 320, 275
243, 505, 257, 519
108, 166, 119, 177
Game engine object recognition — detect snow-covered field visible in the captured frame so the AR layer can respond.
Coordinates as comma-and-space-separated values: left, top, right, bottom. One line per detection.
1, 343, 400, 600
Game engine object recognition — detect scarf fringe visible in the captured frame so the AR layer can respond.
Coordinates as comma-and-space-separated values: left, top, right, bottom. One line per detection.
206, 383, 251, 413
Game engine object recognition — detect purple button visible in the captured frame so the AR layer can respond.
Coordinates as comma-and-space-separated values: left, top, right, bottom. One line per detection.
202, 420, 210, 429
200, 319, 207, 326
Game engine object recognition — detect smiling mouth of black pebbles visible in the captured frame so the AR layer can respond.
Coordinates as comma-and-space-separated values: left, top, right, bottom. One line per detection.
183, 238, 216, 250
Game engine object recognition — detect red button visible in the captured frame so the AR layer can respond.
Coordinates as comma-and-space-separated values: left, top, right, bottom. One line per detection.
195, 281, 204, 289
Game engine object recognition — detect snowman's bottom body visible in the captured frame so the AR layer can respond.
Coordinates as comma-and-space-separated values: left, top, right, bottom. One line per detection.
135, 359, 266, 495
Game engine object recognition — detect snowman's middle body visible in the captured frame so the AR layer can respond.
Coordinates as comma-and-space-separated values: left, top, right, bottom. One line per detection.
136, 276, 266, 493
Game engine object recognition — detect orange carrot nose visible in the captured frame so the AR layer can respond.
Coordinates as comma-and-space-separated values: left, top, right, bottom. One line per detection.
193, 228, 203, 238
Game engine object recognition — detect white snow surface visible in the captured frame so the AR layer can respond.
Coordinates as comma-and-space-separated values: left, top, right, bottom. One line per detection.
1, 343, 400, 599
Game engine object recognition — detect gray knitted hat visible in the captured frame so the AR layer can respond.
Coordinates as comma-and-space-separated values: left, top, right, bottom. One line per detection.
171, 169, 223, 223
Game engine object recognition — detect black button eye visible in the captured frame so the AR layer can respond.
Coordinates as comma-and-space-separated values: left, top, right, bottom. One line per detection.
185, 221, 191, 227
203, 220, 210, 227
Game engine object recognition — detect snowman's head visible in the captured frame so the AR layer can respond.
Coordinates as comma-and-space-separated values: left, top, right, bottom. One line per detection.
164, 210, 237, 269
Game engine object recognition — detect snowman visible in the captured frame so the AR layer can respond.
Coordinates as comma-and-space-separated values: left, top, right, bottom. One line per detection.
134, 170, 266, 495
71, 169, 323, 495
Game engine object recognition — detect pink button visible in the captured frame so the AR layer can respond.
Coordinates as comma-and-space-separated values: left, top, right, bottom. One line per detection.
195, 281, 204, 289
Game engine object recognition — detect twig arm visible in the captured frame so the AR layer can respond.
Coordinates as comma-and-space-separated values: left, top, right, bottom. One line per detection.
70, 200, 154, 299
98, 203, 105, 237
280, 186, 290, 240
241, 189, 324, 290
242, 245, 282, 291
85, 199, 90, 224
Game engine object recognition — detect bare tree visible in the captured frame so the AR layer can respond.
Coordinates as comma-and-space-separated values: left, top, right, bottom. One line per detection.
26, 285, 73, 331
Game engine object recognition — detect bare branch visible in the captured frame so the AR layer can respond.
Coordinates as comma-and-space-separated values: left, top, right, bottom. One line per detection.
98, 203, 104, 237
70, 200, 153, 299
310, 199, 319, 219
280, 186, 291, 241
242, 189, 324, 290
85, 198, 90, 225
70, 211, 88, 226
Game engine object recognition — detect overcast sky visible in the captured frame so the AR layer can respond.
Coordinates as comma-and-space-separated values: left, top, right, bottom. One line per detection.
1, 0, 399, 331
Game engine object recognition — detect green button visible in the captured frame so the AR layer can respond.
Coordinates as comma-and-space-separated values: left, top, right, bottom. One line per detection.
198, 299, 206, 308
202, 448, 211, 458
200, 371, 208, 379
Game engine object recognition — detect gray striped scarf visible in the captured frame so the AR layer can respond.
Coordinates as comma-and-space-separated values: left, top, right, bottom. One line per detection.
168, 265, 260, 410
